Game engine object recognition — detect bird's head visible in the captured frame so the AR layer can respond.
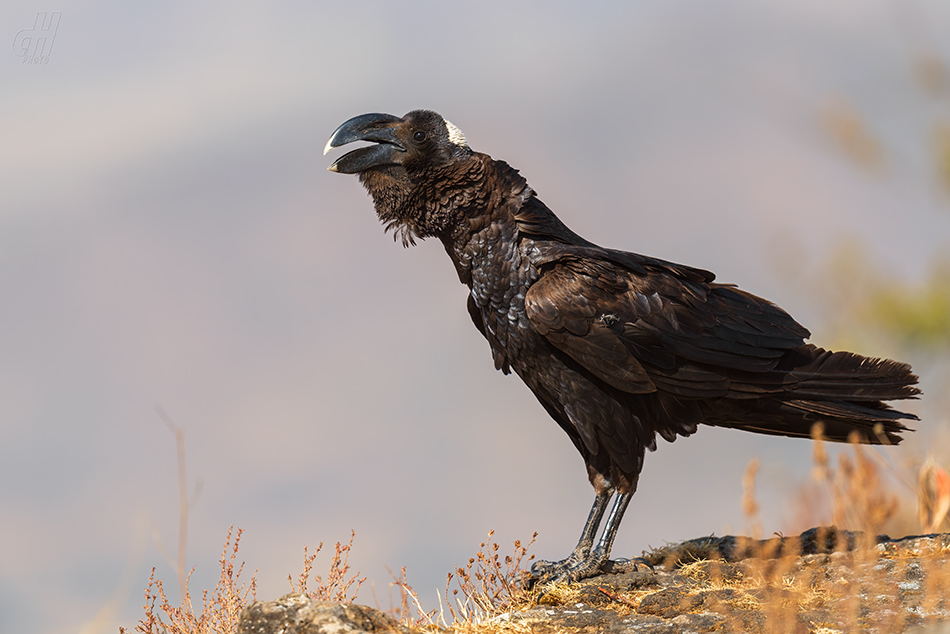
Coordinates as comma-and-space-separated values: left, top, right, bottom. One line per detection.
325, 110, 470, 175
325, 110, 477, 245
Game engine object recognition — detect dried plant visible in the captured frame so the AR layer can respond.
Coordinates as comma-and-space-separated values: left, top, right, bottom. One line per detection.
742, 457, 763, 540
125, 526, 256, 634
918, 457, 950, 533
810, 427, 899, 540
385, 565, 438, 628
124, 528, 371, 634
288, 529, 366, 603
121, 426, 950, 634
724, 434, 950, 633
443, 530, 538, 625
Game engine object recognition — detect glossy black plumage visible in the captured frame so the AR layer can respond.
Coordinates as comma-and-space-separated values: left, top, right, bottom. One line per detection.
325, 110, 920, 582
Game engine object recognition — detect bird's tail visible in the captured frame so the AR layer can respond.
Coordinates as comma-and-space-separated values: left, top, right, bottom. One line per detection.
719, 344, 919, 444
779, 345, 920, 401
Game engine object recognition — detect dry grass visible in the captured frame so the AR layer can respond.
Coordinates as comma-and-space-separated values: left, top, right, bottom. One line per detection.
535, 430, 950, 633
124, 425, 950, 633
386, 564, 439, 628
440, 530, 538, 628
287, 529, 366, 603
122, 526, 255, 634
121, 527, 539, 633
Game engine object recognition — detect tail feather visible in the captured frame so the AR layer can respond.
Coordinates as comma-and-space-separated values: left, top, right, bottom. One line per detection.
781, 345, 920, 400
716, 344, 919, 445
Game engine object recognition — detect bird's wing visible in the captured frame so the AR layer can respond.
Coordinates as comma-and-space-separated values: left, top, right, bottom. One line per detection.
524, 256, 810, 399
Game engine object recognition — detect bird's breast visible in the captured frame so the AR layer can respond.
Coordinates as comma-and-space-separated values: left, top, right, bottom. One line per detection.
461, 222, 540, 356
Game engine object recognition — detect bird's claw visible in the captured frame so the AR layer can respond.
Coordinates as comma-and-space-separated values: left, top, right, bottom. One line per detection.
527, 553, 654, 590
527, 559, 572, 588
527, 549, 610, 588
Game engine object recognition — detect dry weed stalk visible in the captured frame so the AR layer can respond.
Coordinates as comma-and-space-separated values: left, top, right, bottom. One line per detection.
153, 407, 203, 604
918, 457, 950, 533
444, 530, 538, 625
742, 457, 763, 540
126, 526, 256, 634
730, 424, 950, 633
386, 565, 438, 627
288, 529, 366, 603
808, 424, 898, 540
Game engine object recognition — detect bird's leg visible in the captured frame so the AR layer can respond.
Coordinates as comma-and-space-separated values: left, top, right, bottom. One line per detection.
585, 491, 654, 576
569, 488, 613, 560
530, 490, 650, 585
588, 490, 631, 563
529, 489, 611, 583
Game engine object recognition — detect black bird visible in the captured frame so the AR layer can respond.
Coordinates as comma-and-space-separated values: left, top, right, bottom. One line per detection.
324, 110, 919, 583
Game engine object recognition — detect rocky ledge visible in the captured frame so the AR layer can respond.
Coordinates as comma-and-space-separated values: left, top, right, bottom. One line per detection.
238, 528, 950, 634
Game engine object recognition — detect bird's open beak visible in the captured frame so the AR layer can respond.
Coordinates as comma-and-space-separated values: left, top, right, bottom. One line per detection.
324, 113, 406, 174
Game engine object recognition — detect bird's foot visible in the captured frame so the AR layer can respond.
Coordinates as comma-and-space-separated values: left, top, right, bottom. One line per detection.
528, 550, 652, 588
527, 545, 594, 587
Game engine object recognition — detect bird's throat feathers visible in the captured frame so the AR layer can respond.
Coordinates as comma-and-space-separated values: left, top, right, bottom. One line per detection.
359, 154, 530, 249
358, 166, 417, 246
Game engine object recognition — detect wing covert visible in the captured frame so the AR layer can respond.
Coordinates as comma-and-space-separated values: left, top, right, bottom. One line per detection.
524, 257, 810, 398
525, 263, 657, 394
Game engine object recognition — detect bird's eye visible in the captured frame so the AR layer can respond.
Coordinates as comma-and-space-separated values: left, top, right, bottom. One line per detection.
413, 130, 427, 142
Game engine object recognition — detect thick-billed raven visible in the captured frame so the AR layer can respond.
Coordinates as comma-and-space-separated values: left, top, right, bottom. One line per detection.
324, 110, 919, 583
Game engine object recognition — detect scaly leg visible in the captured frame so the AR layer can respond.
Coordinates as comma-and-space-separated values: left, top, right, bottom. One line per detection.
529, 491, 649, 585
529, 489, 611, 582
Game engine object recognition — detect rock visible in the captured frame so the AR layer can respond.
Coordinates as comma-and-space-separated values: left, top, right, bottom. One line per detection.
669, 611, 724, 633
237, 593, 406, 634
595, 570, 660, 591
681, 560, 743, 584
239, 528, 950, 634
572, 585, 618, 607
540, 528, 950, 633
636, 587, 701, 618
535, 606, 641, 633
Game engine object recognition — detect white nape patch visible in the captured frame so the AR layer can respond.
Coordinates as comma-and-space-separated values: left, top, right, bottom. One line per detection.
443, 118, 468, 147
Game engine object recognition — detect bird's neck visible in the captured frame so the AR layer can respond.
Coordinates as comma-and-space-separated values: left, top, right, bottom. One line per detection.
433, 164, 544, 347
437, 158, 533, 287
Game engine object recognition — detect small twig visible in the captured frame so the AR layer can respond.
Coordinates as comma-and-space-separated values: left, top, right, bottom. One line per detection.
155, 406, 190, 604
598, 587, 638, 608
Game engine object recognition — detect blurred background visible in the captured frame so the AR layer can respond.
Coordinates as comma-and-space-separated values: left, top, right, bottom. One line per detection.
2, 1, 950, 632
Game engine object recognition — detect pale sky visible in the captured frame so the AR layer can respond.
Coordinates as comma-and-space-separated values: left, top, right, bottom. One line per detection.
2, 1, 949, 633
